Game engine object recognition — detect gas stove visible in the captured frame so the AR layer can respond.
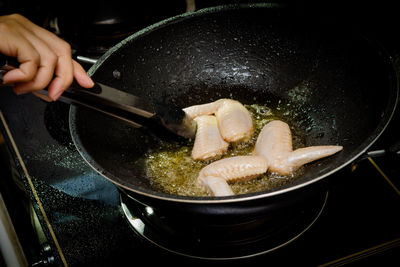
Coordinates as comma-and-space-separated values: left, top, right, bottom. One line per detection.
1, 2, 400, 266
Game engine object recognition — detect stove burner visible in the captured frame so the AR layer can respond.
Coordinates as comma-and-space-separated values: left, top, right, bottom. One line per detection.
120, 192, 329, 260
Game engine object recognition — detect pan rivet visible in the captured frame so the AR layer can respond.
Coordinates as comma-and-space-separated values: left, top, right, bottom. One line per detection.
113, 70, 121, 80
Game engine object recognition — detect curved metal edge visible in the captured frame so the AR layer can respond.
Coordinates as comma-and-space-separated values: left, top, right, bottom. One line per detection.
86, 3, 285, 78
120, 191, 329, 260
69, 3, 400, 205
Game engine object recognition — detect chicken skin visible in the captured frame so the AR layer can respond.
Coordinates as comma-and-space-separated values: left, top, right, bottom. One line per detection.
253, 120, 343, 175
184, 99, 253, 143
197, 156, 268, 196
191, 115, 229, 160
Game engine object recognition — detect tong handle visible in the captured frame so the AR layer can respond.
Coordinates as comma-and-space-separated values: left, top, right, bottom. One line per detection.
0, 54, 196, 139
0, 54, 153, 114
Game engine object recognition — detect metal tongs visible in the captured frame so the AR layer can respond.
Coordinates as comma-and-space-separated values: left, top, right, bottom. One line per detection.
0, 55, 197, 139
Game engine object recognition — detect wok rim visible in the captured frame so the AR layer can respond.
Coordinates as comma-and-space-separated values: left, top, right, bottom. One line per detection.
69, 3, 399, 204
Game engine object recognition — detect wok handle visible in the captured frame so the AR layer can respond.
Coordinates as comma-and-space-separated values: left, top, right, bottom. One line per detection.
360, 140, 400, 161
76, 55, 98, 65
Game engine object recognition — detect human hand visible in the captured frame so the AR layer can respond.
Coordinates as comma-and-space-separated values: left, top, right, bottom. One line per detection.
0, 14, 94, 101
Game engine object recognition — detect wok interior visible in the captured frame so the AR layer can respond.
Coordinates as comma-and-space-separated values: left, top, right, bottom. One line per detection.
70, 7, 396, 199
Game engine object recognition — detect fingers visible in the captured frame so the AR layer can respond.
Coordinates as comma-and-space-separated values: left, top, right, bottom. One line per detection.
25, 18, 76, 100
1, 14, 93, 101
47, 45, 74, 100
72, 60, 94, 88
20, 17, 93, 100
47, 60, 94, 101
12, 29, 59, 95
0, 15, 40, 84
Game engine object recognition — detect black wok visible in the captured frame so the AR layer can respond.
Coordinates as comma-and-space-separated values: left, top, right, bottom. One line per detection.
69, 4, 398, 221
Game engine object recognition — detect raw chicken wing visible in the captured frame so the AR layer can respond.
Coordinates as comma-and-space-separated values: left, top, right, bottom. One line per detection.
254, 120, 343, 175
197, 156, 268, 196
191, 115, 229, 160
215, 99, 254, 142
184, 99, 254, 143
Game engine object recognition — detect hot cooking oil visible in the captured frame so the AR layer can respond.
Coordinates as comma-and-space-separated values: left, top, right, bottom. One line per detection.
144, 102, 306, 197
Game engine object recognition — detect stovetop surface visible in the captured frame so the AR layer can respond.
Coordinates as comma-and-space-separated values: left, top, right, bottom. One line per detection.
1, 75, 400, 266
1, 3, 400, 266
